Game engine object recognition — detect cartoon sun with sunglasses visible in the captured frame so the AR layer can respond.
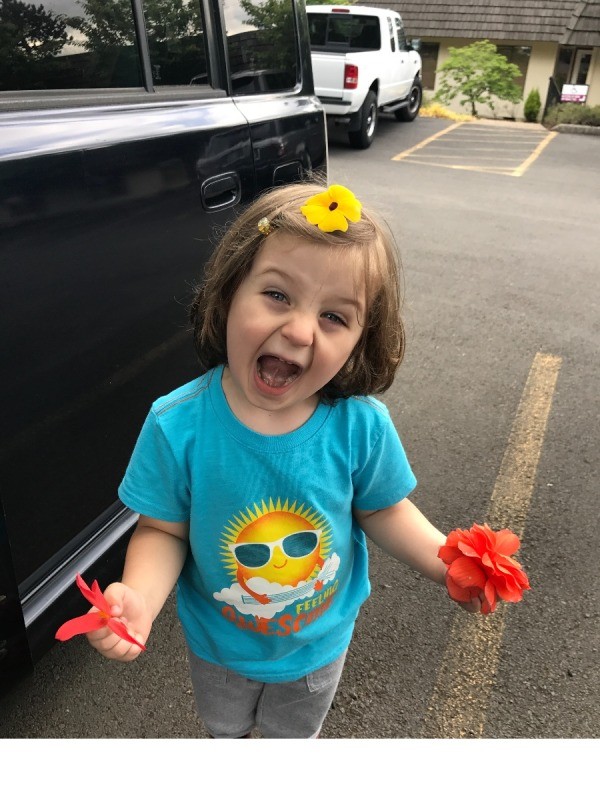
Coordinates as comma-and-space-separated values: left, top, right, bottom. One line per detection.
220, 499, 332, 606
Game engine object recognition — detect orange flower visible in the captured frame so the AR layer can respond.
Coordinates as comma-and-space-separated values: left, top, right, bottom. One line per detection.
55, 574, 146, 649
438, 523, 531, 614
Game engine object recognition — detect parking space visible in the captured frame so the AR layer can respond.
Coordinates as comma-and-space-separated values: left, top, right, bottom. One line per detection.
392, 119, 557, 176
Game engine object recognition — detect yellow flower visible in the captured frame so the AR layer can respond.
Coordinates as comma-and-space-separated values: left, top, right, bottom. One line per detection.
300, 185, 362, 232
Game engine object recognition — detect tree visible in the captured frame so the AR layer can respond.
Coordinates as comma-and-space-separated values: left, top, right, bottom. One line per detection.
434, 40, 522, 116
0, 0, 70, 62
0, 0, 72, 90
69, 0, 203, 49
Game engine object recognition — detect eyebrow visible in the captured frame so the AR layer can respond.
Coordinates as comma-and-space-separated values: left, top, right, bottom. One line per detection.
259, 267, 365, 312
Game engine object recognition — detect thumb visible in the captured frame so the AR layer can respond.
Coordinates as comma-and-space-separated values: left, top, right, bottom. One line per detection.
102, 581, 129, 617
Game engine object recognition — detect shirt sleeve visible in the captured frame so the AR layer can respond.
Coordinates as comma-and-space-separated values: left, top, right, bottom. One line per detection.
118, 409, 190, 522
352, 411, 417, 511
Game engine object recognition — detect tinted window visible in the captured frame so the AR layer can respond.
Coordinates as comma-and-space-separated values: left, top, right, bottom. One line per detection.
307, 13, 380, 51
145, 0, 209, 88
0, 0, 210, 93
0, 0, 142, 91
223, 0, 298, 96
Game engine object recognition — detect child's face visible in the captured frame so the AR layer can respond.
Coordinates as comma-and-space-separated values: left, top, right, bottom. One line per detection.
223, 233, 366, 432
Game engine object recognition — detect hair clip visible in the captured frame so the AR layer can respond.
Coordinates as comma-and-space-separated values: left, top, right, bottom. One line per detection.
258, 216, 272, 236
300, 184, 362, 233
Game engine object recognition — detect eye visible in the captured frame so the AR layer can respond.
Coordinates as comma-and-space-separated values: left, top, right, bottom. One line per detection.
322, 311, 347, 327
263, 289, 288, 303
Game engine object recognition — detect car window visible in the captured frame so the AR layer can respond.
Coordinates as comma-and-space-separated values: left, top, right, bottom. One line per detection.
0, 0, 143, 91
307, 13, 381, 52
222, 0, 298, 95
388, 17, 395, 52
394, 17, 408, 52
144, 0, 209, 88
0, 0, 211, 97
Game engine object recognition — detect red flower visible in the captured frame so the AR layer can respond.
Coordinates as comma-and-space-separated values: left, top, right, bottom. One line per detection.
438, 523, 531, 614
55, 574, 145, 649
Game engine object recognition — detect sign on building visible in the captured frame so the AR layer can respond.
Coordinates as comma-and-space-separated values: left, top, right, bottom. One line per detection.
560, 84, 589, 103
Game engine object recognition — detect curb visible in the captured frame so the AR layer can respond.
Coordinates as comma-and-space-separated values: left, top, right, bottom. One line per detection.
551, 123, 600, 136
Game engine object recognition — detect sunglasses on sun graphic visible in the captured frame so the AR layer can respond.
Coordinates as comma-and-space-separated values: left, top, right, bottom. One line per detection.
229, 529, 322, 569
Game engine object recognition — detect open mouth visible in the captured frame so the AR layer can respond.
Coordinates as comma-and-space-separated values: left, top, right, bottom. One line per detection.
257, 355, 302, 389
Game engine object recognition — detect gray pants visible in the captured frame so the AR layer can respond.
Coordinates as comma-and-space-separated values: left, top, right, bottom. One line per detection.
188, 648, 347, 739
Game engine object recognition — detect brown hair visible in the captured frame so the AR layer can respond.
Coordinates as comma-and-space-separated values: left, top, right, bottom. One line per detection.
190, 181, 405, 400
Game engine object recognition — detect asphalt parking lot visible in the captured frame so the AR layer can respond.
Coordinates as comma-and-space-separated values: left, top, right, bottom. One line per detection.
2, 114, 599, 791
392, 118, 556, 176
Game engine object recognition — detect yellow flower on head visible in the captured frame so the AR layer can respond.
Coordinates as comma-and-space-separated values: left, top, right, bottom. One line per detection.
300, 184, 362, 232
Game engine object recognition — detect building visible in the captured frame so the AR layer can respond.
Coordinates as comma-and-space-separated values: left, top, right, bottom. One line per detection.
362, 1, 600, 119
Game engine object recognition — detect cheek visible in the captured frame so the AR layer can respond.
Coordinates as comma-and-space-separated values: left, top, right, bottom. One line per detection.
335, 329, 363, 364
226, 300, 253, 348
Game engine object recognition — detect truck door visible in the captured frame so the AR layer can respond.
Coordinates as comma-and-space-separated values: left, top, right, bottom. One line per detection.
394, 16, 415, 98
379, 15, 403, 104
223, 0, 327, 192
0, 0, 254, 680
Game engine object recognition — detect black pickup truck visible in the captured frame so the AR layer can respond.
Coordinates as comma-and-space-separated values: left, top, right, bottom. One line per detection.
0, 0, 326, 694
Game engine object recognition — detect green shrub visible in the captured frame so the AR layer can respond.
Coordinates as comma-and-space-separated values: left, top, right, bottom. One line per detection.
524, 88, 541, 121
544, 103, 600, 128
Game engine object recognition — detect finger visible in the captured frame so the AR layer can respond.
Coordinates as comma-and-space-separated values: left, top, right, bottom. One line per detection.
101, 634, 144, 661
86, 624, 115, 644
102, 583, 128, 617
89, 630, 140, 660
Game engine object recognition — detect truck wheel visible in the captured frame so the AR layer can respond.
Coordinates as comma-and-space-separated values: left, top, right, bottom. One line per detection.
348, 91, 378, 149
395, 79, 422, 122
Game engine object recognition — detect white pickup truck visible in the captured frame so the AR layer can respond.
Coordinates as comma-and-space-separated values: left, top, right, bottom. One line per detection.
306, 5, 422, 148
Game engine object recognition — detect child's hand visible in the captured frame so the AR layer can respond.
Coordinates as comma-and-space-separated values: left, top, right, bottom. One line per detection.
86, 582, 151, 661
455, 594, 483, 614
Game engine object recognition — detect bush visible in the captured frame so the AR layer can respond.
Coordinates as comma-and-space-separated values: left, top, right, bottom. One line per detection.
543, 103, 600, 128
524, 88, 541, 122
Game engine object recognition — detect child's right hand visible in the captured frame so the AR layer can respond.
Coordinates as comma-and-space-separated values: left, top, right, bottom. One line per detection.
86, 582, 152, 661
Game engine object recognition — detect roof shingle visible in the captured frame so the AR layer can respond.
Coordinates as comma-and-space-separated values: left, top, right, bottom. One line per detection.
562, 0, 600, 46
360, 1, 598, 44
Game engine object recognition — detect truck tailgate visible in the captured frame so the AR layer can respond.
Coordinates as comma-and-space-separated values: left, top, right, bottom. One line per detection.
311, 52, 346, 99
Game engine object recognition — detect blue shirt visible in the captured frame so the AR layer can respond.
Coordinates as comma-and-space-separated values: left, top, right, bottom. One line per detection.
118, 365, 416, 682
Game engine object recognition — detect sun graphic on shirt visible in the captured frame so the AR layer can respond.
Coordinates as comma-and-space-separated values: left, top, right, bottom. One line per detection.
220, 498, 332, 589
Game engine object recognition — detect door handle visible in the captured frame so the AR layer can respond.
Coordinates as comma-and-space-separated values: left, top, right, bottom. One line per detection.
200, 172, 241, 211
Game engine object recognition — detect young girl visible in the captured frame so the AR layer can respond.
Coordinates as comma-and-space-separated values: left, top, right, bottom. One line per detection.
86, 182, 478, 738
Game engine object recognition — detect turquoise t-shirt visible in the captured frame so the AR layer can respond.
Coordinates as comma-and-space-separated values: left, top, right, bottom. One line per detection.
118, 365, 416, 682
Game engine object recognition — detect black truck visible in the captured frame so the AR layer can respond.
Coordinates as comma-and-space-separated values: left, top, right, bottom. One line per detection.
0, 0, 326, 694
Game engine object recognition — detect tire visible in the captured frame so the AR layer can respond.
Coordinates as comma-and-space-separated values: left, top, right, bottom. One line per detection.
348, 91, 378, 149
395, 78, 422, 122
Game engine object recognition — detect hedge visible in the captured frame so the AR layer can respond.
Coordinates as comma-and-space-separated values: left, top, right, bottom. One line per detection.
543, 103, 600, 128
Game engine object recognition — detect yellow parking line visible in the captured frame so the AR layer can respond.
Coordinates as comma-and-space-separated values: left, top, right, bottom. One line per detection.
512, 131, 558, 176
421, 352, 562, 738
401, 160, 515, 175
392, 121, 466, 160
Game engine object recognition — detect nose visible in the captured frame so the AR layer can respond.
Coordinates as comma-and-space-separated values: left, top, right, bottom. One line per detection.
271, 545, 287, 565
281, 312, 314, 347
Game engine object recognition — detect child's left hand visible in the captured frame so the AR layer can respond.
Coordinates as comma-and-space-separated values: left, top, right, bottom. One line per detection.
439, 523, 531, 615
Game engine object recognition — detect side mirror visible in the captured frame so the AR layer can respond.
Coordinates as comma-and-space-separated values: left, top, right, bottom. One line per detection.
410, 38, 421, 52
